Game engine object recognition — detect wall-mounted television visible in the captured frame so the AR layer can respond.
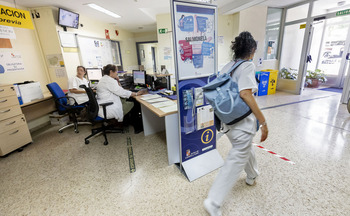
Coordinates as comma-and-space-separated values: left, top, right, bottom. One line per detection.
58, 8, 79, 30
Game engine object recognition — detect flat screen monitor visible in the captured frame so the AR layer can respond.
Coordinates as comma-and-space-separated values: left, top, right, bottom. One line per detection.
58, 8, 79, 29
133, 70, 146, 85
87, 68, 103, 81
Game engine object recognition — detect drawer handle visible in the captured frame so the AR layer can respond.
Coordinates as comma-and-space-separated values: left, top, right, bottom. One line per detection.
0, 109, 11, 113
10, 130, 19, 135
6, 121, 16, 126
0, 89, 4, 92
0, 99, 8, 103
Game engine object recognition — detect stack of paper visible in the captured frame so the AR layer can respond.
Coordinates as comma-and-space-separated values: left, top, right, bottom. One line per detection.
159, 104, 177, 113
152, 101, 175, 108
146, 98, 170, 104
140, 94, 161, 100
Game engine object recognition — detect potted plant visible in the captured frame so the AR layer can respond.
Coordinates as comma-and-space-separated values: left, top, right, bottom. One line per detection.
306, 69, 327, 88
279, 68, 298, 80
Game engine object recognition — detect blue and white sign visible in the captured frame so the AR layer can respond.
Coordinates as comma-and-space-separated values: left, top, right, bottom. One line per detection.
173, 2, 216, 80
171, 0, 223, 181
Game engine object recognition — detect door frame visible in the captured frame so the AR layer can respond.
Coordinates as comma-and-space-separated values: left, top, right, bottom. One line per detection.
136, 41, 158, 66
279, 0, 350, 95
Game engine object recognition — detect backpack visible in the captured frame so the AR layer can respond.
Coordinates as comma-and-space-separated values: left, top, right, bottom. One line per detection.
202, 60, 252, 125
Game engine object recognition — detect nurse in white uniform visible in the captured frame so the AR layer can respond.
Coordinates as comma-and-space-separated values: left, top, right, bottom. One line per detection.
96, 64, 147, 121
67, 66, 89, 105
204, 32, 269, 216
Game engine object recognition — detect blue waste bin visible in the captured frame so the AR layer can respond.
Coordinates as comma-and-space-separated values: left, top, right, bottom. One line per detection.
255, 71, 270, 96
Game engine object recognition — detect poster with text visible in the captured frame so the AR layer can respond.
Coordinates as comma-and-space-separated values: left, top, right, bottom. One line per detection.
174, 3, 216, 80
0, 51, 24, 73
178, 77, 216, 162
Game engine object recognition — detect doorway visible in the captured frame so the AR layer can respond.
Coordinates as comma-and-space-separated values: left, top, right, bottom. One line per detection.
306, 15, 350, 89
136, 41, 158, 74
278, 0, 350, 102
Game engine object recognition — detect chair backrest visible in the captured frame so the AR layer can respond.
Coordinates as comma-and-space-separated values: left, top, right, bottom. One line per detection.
46, 82, 68, 113
80, 85, 99, 121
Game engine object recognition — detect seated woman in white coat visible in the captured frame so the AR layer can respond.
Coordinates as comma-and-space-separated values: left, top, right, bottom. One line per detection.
67, 66, 89, 105
96, 64, 147, 122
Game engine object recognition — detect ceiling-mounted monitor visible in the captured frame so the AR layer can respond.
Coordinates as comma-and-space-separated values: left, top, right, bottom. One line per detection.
58, 8, 79, 30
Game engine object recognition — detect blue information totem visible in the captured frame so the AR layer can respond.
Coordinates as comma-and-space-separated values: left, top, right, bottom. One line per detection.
171, 0, 223, 182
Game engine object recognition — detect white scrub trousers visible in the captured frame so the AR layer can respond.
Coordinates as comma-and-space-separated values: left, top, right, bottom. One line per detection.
208, 129, 259, 207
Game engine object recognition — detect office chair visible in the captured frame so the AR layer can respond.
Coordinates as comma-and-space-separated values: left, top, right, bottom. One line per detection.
46, 82, 91, 133
80, 85, 124, 145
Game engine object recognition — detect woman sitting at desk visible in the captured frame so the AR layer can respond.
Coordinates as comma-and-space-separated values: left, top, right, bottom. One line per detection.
68, 66, 89, 105
96, 64, 147, 122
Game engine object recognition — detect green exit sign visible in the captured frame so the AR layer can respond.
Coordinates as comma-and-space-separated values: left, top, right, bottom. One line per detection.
336, 9, 350, 16
158, 28, 168, 34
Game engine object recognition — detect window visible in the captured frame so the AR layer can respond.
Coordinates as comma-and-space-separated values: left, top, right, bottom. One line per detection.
285, 3, 309, 23
264, 8, 282, 60
312, 0, 350, 17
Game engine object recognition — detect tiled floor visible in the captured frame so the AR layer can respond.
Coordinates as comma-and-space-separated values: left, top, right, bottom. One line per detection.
1, 89, 349, 216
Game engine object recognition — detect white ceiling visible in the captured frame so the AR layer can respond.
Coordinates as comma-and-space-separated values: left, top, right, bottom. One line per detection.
2, 0, 307, 32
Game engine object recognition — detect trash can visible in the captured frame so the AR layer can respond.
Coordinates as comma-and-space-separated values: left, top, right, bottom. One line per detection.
255, 71, 270, 96
49, 112, 70, 126
261, 69, 278, 95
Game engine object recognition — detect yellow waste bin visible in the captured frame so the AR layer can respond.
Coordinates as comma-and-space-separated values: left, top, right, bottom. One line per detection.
261, 69, 278, 95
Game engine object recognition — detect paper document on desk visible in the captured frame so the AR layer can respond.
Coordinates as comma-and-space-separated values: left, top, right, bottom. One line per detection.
159, 104, 177, 113
140, 94, 161, 100
152, 101, 175, 108
145, 98, 170, 103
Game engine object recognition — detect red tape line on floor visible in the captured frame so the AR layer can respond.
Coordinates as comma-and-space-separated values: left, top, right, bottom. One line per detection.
253, 143, 295, 165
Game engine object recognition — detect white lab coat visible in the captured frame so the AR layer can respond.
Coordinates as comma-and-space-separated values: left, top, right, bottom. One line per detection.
207, 61, 259, 207
67, 76, 89, 105
96, 75, 132, 121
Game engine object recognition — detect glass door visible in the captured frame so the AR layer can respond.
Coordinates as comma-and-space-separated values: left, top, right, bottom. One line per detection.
278, 2, 310, 94
317, 16, 350, 88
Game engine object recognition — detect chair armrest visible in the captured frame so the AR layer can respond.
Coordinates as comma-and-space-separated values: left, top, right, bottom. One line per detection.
55, 96, 78, 109
100, 102, 113, 107
100, 102, 114, 119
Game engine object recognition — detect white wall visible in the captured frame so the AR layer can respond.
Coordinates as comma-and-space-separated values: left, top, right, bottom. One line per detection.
238, 5, 279, 71
217, 14, 239, 71
0, 1, 50, 93
156, 13, 175, 75
134, 31, 158, 42
32, 7, 67, 89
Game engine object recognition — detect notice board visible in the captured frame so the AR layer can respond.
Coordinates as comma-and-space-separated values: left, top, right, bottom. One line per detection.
76, 35, 122, 68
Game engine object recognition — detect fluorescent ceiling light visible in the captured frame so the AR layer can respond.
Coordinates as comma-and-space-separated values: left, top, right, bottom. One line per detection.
86, 3, 121, 18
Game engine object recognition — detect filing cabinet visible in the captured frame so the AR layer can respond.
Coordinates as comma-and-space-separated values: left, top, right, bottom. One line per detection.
0, 84, 32, 156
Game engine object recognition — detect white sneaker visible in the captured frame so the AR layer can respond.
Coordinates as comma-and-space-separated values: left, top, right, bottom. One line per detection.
245, 177, 256, 186
204, 199, 222, 216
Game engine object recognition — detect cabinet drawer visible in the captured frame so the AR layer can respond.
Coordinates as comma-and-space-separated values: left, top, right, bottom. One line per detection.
0, 124, 32, 156
0, 85, 16, 98
0, 95, 19, 109
0, 114, 27, 133
0, 105, 22, 121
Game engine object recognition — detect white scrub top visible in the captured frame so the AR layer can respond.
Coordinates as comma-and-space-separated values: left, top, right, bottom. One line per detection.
96, 75, 132, 121
220, 61, 258, 134
67, 76, 89, 105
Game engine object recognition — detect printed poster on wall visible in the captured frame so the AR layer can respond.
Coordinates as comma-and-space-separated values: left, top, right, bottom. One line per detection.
174, 3, 215, 80
0, 51, 24, 73
0, 26, 16, 39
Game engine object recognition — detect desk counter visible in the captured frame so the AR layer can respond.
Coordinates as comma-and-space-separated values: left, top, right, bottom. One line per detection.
133, 94, 180, 165
21, 92, 56, 122
134, 95, 177, 118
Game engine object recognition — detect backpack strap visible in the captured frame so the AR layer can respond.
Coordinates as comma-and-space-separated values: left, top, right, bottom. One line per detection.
225, 60, 247, 76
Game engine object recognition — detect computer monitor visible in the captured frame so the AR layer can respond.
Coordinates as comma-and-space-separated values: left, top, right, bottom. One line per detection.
133, 70, 146, 85
86, 68, 103, 81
